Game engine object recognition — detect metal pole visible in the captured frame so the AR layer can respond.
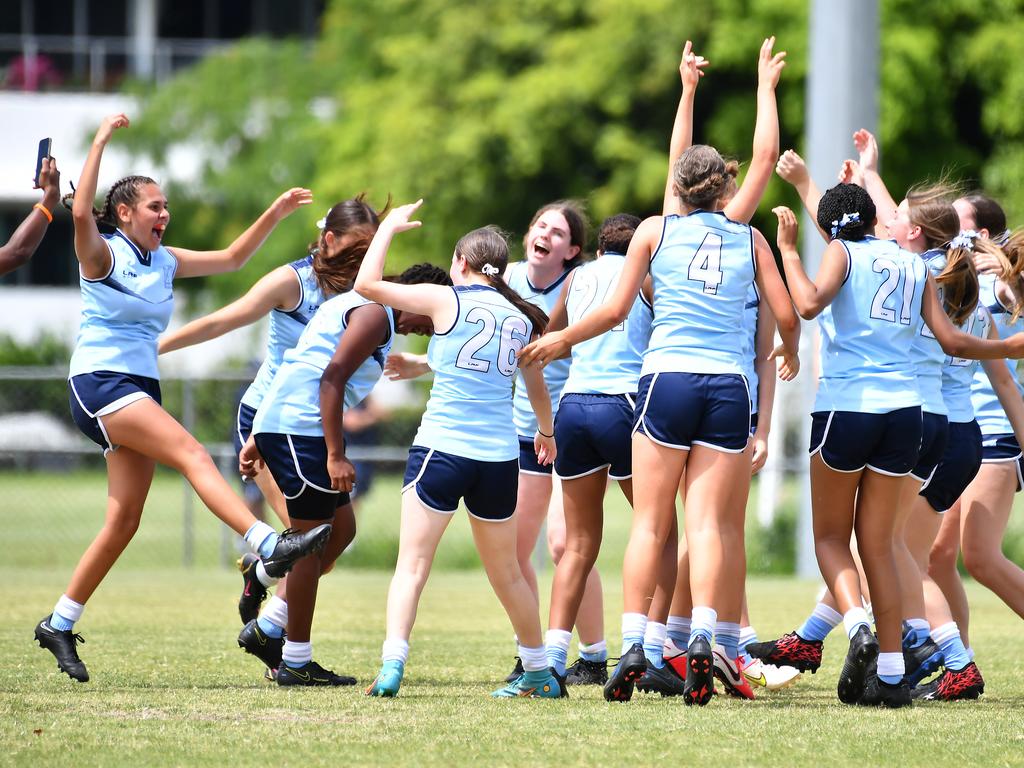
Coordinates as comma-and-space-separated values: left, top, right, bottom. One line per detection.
129, 0, 158, 80
182, 379, 195, 567
797, 0, 879, 578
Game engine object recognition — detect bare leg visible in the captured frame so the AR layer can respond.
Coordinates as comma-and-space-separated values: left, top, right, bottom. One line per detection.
472, 514, 543, 648
960, 462, 1024, 619
384, 491, 452, 642
929, 499, 970, 643
514, 472, 553, 603
548, 472, 606, 632
253, 467, 289, 528
894, 477, 926, 620
810, 454, 864, 614
64, 447, 155, 604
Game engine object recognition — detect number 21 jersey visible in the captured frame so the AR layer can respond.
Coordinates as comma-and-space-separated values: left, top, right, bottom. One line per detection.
816, 237, 926, 413
413, 285, 533, 462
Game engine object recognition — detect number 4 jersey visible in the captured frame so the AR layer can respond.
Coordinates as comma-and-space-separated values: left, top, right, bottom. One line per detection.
642, 210, 756, 378
413, 285, 533, 462
816, 236, 927, 413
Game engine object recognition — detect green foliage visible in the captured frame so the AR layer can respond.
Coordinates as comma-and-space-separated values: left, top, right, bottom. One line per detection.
0, 333, 70, 366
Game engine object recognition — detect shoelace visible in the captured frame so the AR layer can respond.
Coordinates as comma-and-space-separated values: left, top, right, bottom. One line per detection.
567, 657, 608, 670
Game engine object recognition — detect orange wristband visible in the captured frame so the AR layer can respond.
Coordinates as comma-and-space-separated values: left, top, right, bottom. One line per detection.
33, 202, 53, 223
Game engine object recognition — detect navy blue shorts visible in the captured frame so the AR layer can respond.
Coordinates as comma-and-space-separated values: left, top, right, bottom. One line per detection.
980, 432, 1024, 493
750, 412, 759, 436
810, 407, 922, 476
68, 371, 161, 453
235, 401, 257, 456
253, 433, 351, 520
911, 413, 950, 484
922, 420, 983, 512
633, 372, 750, 453
518, 436, 553, 476
554, 393, 635, 480
403, 446, 519, 521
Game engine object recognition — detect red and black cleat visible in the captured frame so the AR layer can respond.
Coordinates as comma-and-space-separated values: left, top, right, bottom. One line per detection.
745, 631, 823, 673
912, 663, 985, 702
684, 636, 715, 706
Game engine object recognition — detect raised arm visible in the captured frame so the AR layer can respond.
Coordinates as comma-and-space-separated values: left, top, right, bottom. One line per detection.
981, 325, 1024, 450
170, 187, 313, 279
775, 149, 828, 243
0, 157, 61, 276
724, 37, 786, 223
518, 216, 657, 367
353, 199, 456, 332
853, 129, 896, 238
158, 265, 301, 354
320, 302, 392, 493
773, 206, 847, 319
73, 114, 129, 280
663, 41, 708, 216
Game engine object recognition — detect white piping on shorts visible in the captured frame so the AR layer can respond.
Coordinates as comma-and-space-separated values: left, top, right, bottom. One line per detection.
555, 463, 612, 481
286, 434, 337, 496
809, 411, 862, 473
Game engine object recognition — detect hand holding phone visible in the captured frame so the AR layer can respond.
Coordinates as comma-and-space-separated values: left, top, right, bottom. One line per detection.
34, 138, 52, 188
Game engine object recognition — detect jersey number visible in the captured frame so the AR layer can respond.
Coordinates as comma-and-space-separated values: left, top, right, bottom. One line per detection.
870, 258, 916, 325
688, 233, 724, 295
569, 273, 624, 332
455, 307, 529, 377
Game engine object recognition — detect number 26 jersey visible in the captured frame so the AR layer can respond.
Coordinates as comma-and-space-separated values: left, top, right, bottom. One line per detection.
413, 285, 534, 462
816, 237, 927, 413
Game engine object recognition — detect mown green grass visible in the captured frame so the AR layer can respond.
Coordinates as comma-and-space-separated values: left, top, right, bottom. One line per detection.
2, 568, 1023, 768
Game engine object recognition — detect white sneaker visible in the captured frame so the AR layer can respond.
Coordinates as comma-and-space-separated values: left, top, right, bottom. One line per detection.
760, 662, 802, 690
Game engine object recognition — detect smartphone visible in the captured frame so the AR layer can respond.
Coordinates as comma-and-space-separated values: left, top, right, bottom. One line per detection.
34, 138, 52, 188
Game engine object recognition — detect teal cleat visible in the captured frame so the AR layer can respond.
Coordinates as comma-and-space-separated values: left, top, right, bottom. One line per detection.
366, 660, 404, 697
491, 669, 567, 699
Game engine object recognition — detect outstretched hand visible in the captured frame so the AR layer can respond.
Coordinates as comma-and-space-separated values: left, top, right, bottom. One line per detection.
270, 187, 314, 220
838, 159, 864, 187
775, 149, 808, 188
384, 351, 431, 381
773, 205, 800, 252
853, 129, 879, 172
679, 40, 709, 90
383, 199, 424, 234
757, 36, 787, 90
95, 113, 129, 145
518, 331, 570, 368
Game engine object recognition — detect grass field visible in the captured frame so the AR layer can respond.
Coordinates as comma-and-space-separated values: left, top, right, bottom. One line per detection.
3, 469, 1024, 766
3, 569, 1023, 768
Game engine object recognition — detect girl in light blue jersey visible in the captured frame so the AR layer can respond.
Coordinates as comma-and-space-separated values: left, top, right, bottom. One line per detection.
774, 182, 1024, 707
356, 202, 564, 699
522, 38, 798, 708
236, 263, 445, 686
159, 196, 383, 656
35, 114, 330, 684
930, 199, 1024, 668
542, 213, 652, 687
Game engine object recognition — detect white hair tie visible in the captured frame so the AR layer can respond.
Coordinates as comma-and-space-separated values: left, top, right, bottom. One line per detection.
950, 230, 979, 250
830, 211, 861, 239
481, 264, 500, 276
316, 208, 332, 230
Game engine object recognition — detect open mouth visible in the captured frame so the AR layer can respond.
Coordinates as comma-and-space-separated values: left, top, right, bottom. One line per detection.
153, 226, 165, 241
532, 243, 550, 258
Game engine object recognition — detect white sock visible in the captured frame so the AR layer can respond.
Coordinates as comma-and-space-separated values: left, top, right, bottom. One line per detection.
255, 559, 278, 588
382, 638, 409, 664
244, 521, 276, 554
907, 617, 930, 635
260, 595, 288, 631
812, 602, 843, 626
643, 621, 667, 650
545, 629, 572, 655
843, 607, 870, 638
518, 644, 547, 672
930, 622, 959, 646
967, 646, 975, 661
739, 626, 758, 649
690, 606, 717, 642
54, 594, 85, 623
578, 639, 607, 659
620, 612, 647, 651
282, 640, 312, 667
877, 652, 905, 679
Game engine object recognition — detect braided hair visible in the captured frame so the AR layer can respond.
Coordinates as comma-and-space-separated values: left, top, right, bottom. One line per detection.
88, 175, 159, 232
597, 213, 641, 255
816, 183, 875, 241
673, 145, 735, 210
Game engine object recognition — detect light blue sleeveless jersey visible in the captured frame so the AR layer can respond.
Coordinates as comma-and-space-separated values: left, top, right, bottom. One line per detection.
910, 249, 948, 416
241, 256, 328, 410
253, 291, 393, 437
641, 211, 755, 377
506, 261, 571, 436
69, 230, 177, 379
561, 253, 653, 396
942, 305, 990, 423
815, 237, 927, 413
970, 274, 1024, 435
413, 285, 532, 462
742, 284, 760, 416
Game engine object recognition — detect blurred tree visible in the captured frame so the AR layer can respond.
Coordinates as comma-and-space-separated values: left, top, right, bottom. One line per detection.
120, 0, 1024, 304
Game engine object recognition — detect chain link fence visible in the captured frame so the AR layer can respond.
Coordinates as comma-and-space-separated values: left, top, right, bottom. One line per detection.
0, 366, 423, 570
